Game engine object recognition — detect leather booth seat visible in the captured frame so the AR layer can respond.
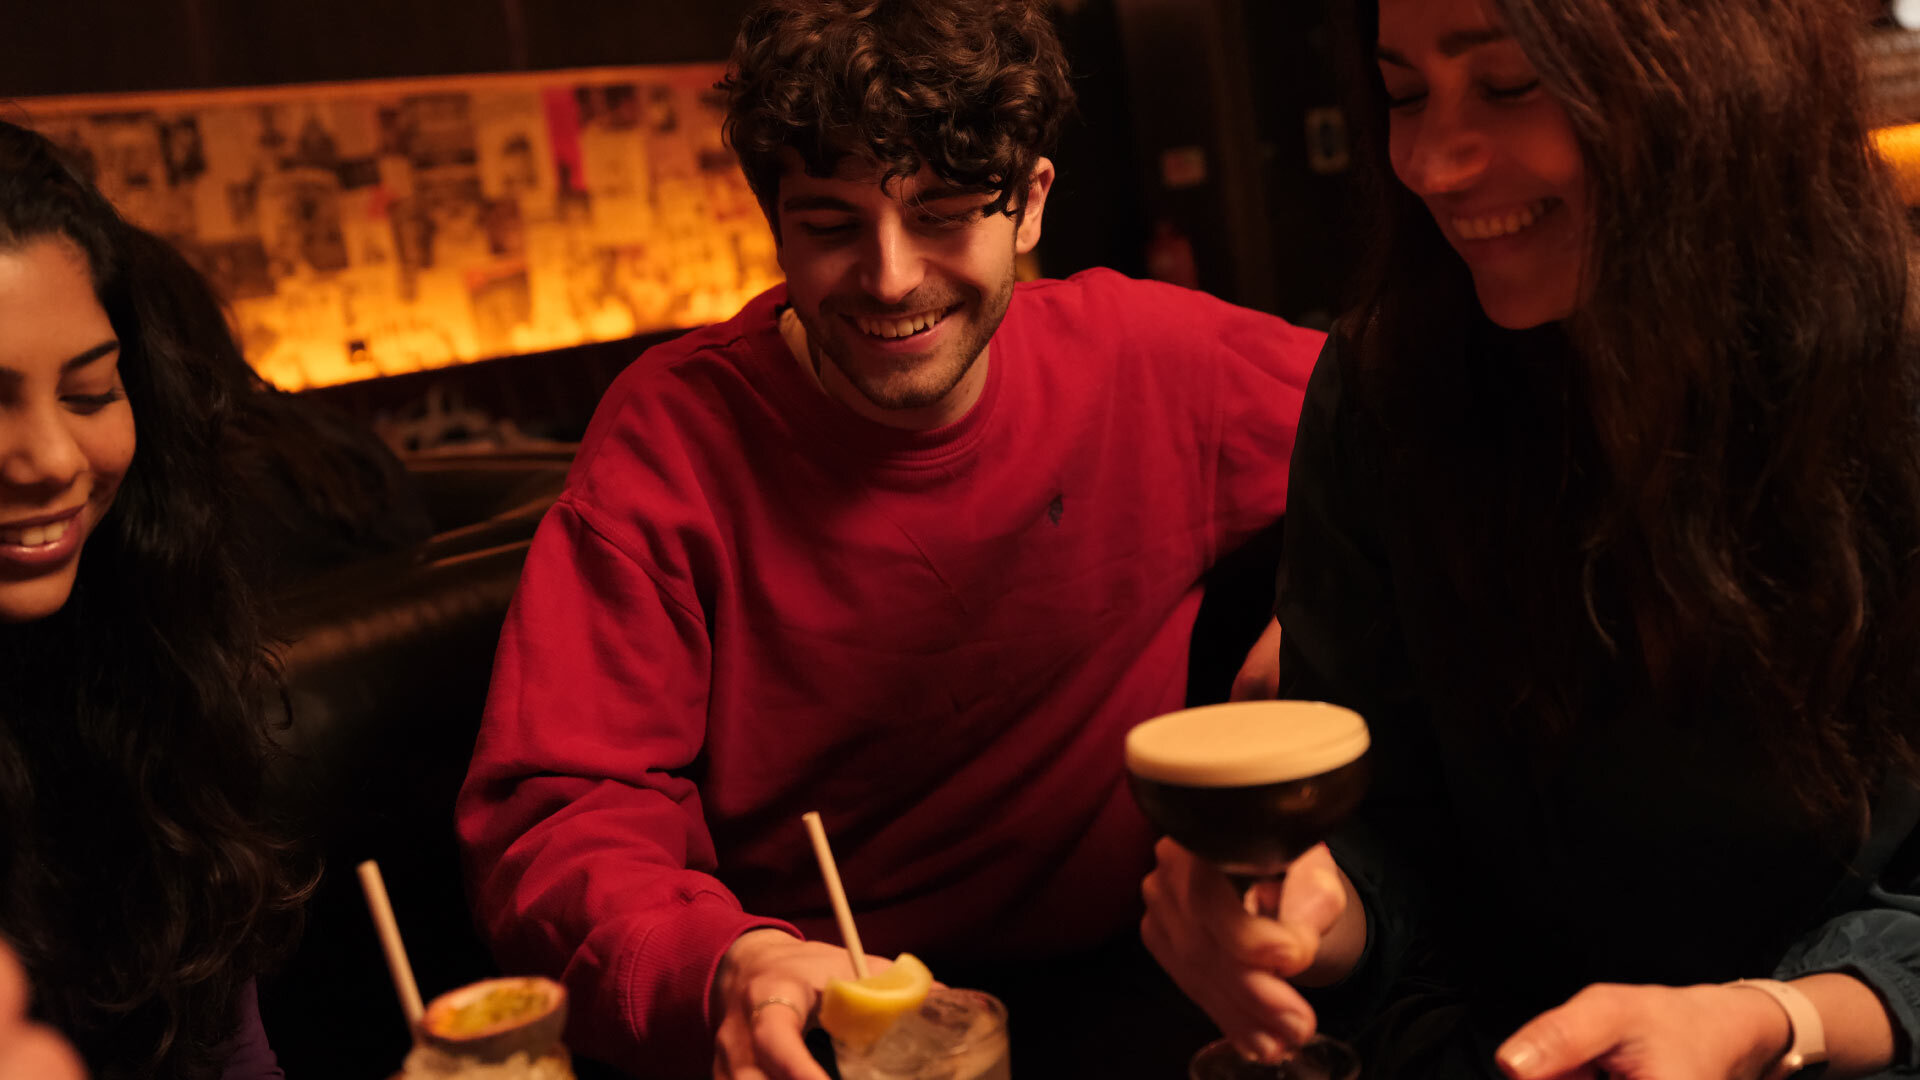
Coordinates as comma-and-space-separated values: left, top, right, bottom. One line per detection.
257, 452, 570, 1078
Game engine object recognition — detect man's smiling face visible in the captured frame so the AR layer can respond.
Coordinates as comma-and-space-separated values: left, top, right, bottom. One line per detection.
773, 152, 1052, 428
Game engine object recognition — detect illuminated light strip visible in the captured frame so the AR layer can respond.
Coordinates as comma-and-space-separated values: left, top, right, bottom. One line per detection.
1872, 124, 1920, 206
14, 66, 785, 391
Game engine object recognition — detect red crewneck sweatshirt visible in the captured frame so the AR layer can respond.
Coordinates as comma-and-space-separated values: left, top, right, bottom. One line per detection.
457, 269, 1322, 1076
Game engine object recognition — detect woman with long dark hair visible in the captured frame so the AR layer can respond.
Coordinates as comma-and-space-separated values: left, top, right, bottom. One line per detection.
1142, 0, 1920, 1077
0, 119, 308, 1079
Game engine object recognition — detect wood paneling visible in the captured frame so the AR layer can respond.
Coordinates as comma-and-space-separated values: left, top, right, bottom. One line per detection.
2, 0, 750, 100
200, 0, 515, 87
3, 0, 201, 97
521, 0, 755, 69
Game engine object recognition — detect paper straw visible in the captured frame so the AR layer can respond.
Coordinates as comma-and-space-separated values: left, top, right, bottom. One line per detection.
357, 860, 425, 1025
801, 811, 870, 980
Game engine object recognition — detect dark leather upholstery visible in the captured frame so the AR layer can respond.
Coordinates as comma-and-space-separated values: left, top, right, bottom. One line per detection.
257, 454, 568, 1078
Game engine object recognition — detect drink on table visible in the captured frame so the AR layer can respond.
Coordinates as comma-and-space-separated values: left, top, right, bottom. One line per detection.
1125, 700, 1371, 1080
804, 816, 1009, 1080
398, 976, 576, 1080
831, 988, 1009, 1080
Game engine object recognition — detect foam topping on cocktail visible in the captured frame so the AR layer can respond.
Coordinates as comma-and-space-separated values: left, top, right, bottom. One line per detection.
1125, 700, 1369, 787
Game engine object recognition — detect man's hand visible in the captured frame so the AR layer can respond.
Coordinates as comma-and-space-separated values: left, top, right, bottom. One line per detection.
711, 929, 892, 1080
1496, 983, 1792, 1080
1229, 619, 1283, 701
0, 941, 85, 1080
1139, 839, 1358, 1064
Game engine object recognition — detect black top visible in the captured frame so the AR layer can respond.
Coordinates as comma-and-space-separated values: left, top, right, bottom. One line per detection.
1278, 337, 1920, 1077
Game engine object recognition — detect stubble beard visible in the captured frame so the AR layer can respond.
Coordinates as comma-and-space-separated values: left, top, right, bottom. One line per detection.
804, 268, 1016, 413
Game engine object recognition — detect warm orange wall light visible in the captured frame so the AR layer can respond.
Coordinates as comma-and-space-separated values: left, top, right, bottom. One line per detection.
34, 75, 1913, 393
18, 66, 784, 390
1873, 123, 1920, 206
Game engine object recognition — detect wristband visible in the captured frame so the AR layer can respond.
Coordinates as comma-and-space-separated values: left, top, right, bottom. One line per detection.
1727, 978, 1828, 1080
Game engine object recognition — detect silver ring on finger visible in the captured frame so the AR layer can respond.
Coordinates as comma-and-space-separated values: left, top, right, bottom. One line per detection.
750, 995, 807, 1024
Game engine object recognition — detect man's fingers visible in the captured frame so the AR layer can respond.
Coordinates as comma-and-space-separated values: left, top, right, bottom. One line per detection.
717, 1005, 823, 1080
751, 1006, 831, 1080
1497, 986, 1628, 1080
714, 1016, 755, 1080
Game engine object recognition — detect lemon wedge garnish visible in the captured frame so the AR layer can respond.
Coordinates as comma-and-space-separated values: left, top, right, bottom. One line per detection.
817, 953, 933, 1049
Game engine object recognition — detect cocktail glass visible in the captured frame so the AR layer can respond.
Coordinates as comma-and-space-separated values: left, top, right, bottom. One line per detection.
1125, 700, 1371, 1080
831, 988, 1009, 1080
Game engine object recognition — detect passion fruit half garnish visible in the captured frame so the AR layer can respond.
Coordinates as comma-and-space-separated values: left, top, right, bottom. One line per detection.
418, 976, 568, 1063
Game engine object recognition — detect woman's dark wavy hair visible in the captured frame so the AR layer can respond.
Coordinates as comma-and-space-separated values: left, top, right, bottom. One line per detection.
0, 119, 308, 1079
1333, 0, 1920, 822
720, 0, 1075, 228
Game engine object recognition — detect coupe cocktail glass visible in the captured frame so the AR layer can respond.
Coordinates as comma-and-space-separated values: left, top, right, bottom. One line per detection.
1125, 700, 1370, 1080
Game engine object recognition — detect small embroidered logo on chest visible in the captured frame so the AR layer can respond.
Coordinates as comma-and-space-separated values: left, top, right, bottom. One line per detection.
1047, 494, 1065, 526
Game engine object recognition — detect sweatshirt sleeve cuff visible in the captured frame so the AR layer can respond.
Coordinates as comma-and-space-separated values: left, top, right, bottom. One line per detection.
614, 890, 799, 1074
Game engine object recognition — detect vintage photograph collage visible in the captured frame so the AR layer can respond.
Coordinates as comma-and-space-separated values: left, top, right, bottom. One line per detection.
19, 65, 784, 390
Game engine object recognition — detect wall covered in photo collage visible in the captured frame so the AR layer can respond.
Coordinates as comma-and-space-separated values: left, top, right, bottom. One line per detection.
18, 66, 783, 390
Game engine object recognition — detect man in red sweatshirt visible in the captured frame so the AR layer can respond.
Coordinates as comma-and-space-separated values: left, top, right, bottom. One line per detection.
457, 2, 1323, 1077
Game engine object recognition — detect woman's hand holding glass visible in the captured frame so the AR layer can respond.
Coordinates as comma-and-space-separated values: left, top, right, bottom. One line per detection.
1141, 838, 1365, 1065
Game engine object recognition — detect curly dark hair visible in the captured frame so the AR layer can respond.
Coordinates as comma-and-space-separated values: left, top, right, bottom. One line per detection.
720, 0, 1076, 229
1332, 0, 1920, 822
0, 119, 310, 1080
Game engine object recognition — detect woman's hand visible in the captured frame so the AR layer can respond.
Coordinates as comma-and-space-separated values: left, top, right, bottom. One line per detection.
1497, 983, 1791, 1080
0, 941, 85, 1080
710, 929, 893, 1080
1140, 839, 1362, 1063
1230, 619, 1284, 701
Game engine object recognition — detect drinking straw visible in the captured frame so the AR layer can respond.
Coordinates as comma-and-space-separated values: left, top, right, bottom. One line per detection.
357, 859, 426, 1026
801, 811, 871, 980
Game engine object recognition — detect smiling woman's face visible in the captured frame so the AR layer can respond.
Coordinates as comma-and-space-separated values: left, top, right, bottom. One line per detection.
0, 235, 135, 623
1377, 0, 1590, 329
